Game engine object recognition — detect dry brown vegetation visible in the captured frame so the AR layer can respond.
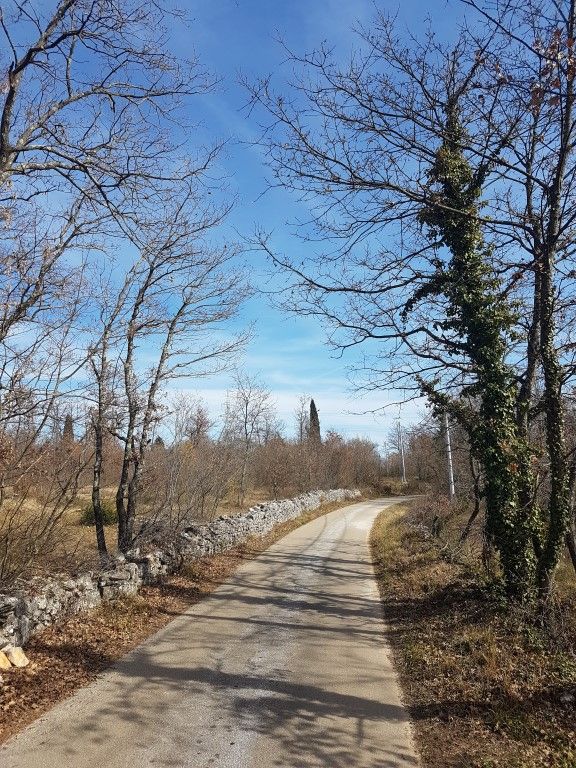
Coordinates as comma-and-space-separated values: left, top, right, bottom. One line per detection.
371, 502, 576, 768
0, 415, 393, 588
0, 361, 399, 588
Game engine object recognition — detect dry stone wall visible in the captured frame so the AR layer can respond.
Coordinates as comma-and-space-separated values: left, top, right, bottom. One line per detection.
0, 488, 360, 648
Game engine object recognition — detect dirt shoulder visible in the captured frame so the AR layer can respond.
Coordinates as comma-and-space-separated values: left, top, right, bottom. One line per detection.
0, 498, 357, 745
370, 503, 576, 768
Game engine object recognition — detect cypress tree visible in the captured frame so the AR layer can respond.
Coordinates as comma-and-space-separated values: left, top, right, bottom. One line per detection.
309, 399, 321, 444
62, 414, 74, 443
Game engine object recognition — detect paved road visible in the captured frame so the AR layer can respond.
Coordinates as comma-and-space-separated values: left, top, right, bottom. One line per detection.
1, 498, 419, 768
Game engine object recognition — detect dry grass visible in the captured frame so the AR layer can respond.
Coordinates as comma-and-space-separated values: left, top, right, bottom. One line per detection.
371, 503, 576, 768
0, 495, 354, 745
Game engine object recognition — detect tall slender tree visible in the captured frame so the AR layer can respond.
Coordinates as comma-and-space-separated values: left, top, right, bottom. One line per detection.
309, 399, 321, 445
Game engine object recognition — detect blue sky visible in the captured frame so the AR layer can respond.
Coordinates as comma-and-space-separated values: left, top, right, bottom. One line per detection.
163, 0, 465, 447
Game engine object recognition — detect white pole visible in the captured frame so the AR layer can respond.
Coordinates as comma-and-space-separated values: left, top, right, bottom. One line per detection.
444, 412, 456, 499
398, 422, 407, 485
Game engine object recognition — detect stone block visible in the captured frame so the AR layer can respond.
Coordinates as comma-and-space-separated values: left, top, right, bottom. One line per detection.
6, 646, 29, 668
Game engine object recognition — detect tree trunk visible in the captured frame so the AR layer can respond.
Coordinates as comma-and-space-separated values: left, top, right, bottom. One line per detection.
116, 440, 133, 553
91, 421, 108, 563
537, 309, 569, 599
124, 459, 143, 550
238, 444, 249, 508
534, 0, 576, 602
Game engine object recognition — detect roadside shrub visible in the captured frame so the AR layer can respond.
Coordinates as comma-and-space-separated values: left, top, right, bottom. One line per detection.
80, 499, 118, 526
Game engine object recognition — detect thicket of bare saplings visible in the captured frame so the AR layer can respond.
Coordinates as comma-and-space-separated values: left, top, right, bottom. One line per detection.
0, 385, 387, 586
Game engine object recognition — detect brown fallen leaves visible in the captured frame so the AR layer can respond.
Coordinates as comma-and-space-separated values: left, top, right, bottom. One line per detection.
370, 504, 576, 768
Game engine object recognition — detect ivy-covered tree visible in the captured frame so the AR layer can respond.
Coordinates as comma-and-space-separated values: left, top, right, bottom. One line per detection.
249, 0, 576, 602
417, 101, 537, 599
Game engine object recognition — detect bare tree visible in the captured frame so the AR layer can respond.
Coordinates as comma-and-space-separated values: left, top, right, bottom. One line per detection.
178, 401, 214, 449
0, 0, 217, 338
0, 0, 231, 566
88, 187, 248, 553
222, 373, 277, 507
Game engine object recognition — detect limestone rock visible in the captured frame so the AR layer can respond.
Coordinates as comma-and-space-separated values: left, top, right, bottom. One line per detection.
6, 646, 29, 668
0, 651, 11, 670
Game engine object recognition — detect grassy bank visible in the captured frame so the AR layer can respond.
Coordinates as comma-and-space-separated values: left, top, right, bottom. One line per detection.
371, 502, 576, 768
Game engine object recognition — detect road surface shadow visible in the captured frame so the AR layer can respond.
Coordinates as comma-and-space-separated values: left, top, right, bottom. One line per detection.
49, 649, 418, 768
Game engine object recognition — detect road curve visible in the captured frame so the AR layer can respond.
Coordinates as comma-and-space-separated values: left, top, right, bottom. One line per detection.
1, 498, 419, 768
